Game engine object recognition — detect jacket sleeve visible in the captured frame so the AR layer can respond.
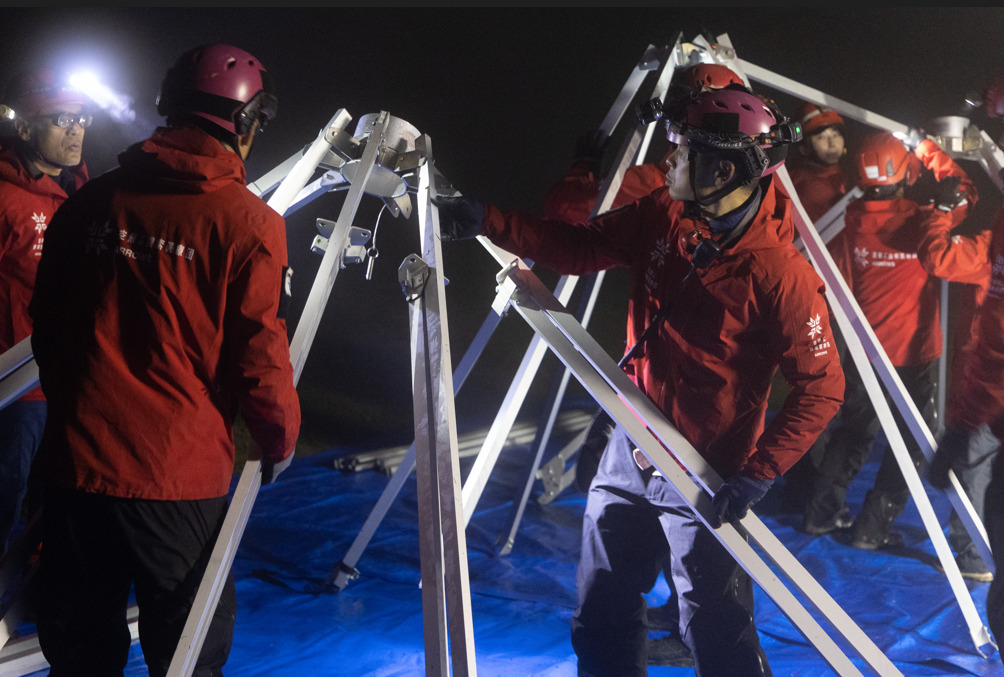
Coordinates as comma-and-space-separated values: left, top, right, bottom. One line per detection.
483, 198, 646, 275
947, 211, 1004, 432
744, 258, 845, 480
915, 138, 979, 226
541, 160, 667, 224
28, 197, 81, 384
541, 160, 603, 224
226, 212, 301, 464
917, 208, 992, 287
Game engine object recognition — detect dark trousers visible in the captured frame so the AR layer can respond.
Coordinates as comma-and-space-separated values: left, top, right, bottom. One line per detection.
0, 400, 46, 550
37, 487, 236, 677
948, 424, 998, 556
804, 358, 939, 525
571, 427, 770, 677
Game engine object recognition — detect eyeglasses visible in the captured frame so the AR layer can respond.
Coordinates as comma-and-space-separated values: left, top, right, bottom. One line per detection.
35, 111, 93, 129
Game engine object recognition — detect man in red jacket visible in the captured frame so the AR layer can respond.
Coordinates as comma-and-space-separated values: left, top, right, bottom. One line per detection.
780, 103, 855, 512
437, 86, 844, 677
801, 131, 989, 555
0, 67, 90, 552
928, 76, 1004, 615
540, 63, 747, 668
930, 205, 1004, 644
787, 102, 852, 223
29, 44, 301, 677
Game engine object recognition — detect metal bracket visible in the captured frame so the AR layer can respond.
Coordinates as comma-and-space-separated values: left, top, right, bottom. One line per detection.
399, 254, 429, 304
534, 428, 585, 504
310, 221, 372, 261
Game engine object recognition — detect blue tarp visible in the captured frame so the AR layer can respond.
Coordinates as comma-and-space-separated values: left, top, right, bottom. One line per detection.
18, 421, 1004, 676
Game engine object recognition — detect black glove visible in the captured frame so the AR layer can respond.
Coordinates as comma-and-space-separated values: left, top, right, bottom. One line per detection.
928, 423, 970, 490
261, 454, 293, 485
709, 474, 774, 528
433, 196, 485, 241
573, 129, 608, 174
934, 175, 967, 212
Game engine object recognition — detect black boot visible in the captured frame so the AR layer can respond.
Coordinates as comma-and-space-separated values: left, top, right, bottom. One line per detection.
802, 475, 852, 536
851, 490, 905, 550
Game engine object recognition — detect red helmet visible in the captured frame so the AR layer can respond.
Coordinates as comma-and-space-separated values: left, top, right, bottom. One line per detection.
666, 63, 746, 111
666, 87, 800, 180
795, 102, 845, 136
854, 131, 911, 186
156, 43, 276, 136
985, 74, 1004, 118
678, 63, 745, 91
3, 68, 87, 117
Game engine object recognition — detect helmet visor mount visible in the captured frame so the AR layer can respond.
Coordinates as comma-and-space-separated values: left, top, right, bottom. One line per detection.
665, 117, 801, 157
236, 89, 277, 136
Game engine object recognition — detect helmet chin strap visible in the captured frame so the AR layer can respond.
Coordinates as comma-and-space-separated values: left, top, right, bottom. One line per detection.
684, 147, 749, 218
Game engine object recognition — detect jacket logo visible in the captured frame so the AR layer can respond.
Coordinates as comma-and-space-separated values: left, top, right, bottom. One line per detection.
993, 253, 1004, 278
854, 246, 869, 268
806, 314, 822, 339
650, 239, 671, 267
854, 245, 916, 269
989, 254, 1004, 300
32, 212, 47, 234
807, 313, 832, 357
116, 229, 196, 263
86, 219, 114, 255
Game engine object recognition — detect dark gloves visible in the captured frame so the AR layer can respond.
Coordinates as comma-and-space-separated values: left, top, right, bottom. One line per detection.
709, 474, 774, 528
433, 196, 486, 241
934, 175, 967, 212
261, 454, 293, 485
928, 423, 970, 490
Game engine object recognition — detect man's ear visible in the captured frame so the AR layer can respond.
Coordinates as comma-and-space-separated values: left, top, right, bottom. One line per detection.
14, 118, 32, 142
715, 159, 737, 187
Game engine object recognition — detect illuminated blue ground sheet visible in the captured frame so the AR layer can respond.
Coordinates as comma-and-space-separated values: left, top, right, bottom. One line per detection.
22, 428, 1004, 676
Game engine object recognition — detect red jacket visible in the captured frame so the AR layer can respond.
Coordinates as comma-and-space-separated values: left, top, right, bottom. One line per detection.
541, 151, 670, 223
30, 127, 300, 500
787, 156, 852, 280
483, 178, 844, 481
835, 140, 985, 367
787, 157, 849, 224
0, 144, 88, 400
947, 209, 1004, 438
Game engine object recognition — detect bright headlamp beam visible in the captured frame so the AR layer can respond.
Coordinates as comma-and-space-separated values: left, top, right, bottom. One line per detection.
68, 70, 136, 123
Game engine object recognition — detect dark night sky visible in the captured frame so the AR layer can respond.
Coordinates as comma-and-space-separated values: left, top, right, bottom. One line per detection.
4, 7, 1004, 453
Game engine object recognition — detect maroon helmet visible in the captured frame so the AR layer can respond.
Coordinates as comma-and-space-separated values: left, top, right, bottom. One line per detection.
666, 87, 800, 181
156, 43, 276, 136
